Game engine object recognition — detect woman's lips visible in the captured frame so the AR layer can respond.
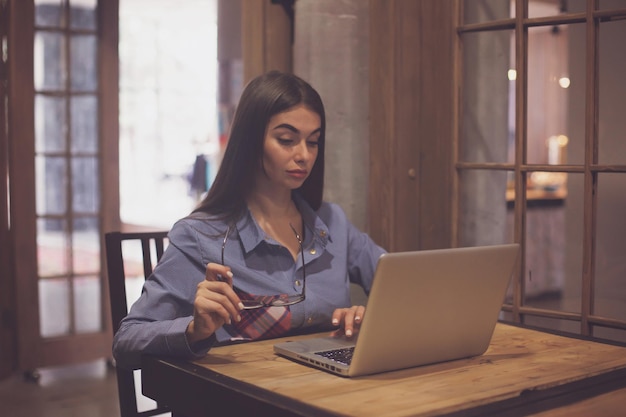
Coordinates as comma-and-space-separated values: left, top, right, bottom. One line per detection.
287, 170, 308, 179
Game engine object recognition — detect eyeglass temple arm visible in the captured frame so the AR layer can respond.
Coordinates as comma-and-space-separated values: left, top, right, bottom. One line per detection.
288, 223, 306, 299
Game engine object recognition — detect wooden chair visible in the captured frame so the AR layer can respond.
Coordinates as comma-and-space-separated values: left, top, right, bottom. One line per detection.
105, 231, 171, 417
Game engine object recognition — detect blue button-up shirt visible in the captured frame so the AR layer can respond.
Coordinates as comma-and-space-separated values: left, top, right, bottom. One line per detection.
113, 196, 386, 369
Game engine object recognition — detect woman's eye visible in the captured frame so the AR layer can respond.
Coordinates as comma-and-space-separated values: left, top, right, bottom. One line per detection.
307, 141, 319, 148
277, 138, 293, 145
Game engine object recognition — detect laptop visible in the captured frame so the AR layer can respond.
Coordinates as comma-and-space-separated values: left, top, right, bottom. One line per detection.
273, 243, 520, 377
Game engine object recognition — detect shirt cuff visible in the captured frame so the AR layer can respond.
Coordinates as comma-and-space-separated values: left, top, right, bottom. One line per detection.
189, 334, 218, 354
165, 316, 216, 359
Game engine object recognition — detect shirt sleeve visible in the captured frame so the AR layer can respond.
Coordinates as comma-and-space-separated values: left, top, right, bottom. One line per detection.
112, 220, 217, 370
345, 218, 387, 295
317, 202, 387, 295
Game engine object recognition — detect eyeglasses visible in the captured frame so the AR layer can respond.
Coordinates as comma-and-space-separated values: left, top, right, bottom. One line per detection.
221, 224, 306, 310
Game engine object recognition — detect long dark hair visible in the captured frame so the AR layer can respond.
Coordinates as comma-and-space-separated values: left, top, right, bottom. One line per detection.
193, 71, 326, 222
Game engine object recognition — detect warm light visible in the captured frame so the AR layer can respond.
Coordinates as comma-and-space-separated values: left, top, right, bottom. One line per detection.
558, 77, 570, 88
508, 69, 517, 81
547, 135, 569, 165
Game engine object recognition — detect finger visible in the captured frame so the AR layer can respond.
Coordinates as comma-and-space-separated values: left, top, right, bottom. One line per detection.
203, 264, 244, 310
195, 294, 236, 325
329, 309, 346, 337
205, 262, 233, 285
331, 309, 344, 327
197, 281, 243, 320
353, 305, 366, 324
343, 306, 366, 337
188, 303, 228, 342
343, 311, 356, 337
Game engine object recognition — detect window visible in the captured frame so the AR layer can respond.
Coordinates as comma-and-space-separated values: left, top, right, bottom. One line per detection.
457, 0, 626, 341
34, 0, 102, 338
119, 0, 220, 229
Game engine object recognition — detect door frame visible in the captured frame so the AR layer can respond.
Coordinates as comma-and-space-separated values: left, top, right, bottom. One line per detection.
0, 0, 17, 380
3, 0, 119, 374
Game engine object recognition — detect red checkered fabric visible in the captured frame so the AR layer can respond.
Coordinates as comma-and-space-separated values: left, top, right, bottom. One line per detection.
227, 291, 292, 341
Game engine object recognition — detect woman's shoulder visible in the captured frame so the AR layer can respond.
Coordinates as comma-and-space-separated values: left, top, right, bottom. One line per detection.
314, 201, 351, 225
169, 211, 228, 240
317, 200, 347, 216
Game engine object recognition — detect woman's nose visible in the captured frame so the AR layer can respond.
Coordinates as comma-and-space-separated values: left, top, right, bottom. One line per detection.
294, 142, 312, 162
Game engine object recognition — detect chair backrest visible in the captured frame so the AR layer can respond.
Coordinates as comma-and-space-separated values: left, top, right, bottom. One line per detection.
105, 231, 171, 417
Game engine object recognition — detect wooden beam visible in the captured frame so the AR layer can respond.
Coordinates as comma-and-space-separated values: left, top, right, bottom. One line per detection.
369, 0, 455, 252
241, 0, 292, 82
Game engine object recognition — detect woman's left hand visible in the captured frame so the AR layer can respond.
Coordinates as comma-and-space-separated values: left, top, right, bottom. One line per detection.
330, 305, 366, 338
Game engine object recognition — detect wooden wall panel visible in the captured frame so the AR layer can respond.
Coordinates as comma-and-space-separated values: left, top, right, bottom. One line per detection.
241, 0, 292, 82
0, 0, 16, 379
100, 0, 120, 236
369, 0, 397, 250
369, 0, 455, 252
99, 0, 119, 352
9, 0, 39, 370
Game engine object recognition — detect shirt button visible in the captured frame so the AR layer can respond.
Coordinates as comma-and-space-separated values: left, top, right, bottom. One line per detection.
309, 248, 317, 255
319, 230, 327, 237
307, 317, 313, 324
295, 280, 301, 287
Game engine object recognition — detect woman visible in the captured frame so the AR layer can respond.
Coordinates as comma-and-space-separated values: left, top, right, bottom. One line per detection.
112, 71, 386, 369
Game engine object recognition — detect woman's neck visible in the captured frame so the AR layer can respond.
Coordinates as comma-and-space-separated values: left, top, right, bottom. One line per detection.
247, 190, 303, 260
247, 189, 295, 220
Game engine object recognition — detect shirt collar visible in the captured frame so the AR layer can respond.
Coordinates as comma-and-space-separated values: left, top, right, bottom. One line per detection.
235, 193, 331, 255
294, 193, 331, 248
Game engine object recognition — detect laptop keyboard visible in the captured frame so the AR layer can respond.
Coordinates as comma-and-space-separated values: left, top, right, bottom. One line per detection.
314, 347, 355, 366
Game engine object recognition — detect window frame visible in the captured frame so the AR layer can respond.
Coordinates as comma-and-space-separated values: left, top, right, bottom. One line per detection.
454, 0, 626, 339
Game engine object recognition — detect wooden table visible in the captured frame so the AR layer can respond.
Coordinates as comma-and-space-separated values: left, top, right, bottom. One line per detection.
141, 323, 626, 417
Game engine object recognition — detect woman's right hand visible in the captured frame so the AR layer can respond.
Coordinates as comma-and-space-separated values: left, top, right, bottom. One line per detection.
185, 262, 244, 344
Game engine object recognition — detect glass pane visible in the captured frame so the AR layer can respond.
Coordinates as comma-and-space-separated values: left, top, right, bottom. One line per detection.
34, 31, 67, 91
523, 178, 567, 303
523, 315, 580, 336
527, 24, 582, 165
37, 218, 69, 277
36, 156, 67, 216
564, 0, 586, 13
524, 172, 583, 316
599, 0, 624, 11
35, 0, 64, 27
71, 95, 98, 153
595, 173, 626, 321
564, 23, 587, 166
70, 35, 97, 91
70, 0, 97, 30
460, 30, 513, 164
562, 173, 583, 313
598, 19, 626, 165
524, 172, 582, 316
594, 327, 626, 344
458, 169, 512, 247
463, 0, 512, 25
35, 95, 67, 153
73, 276, 101, 333
528, 0, 586, 18
72, 157, 99, 213
527, 171, 568, 197
39, 278, 70, 337
73, 217, 100, 274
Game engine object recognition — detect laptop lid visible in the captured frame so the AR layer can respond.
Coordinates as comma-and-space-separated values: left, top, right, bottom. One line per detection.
273, 243, 520, 377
